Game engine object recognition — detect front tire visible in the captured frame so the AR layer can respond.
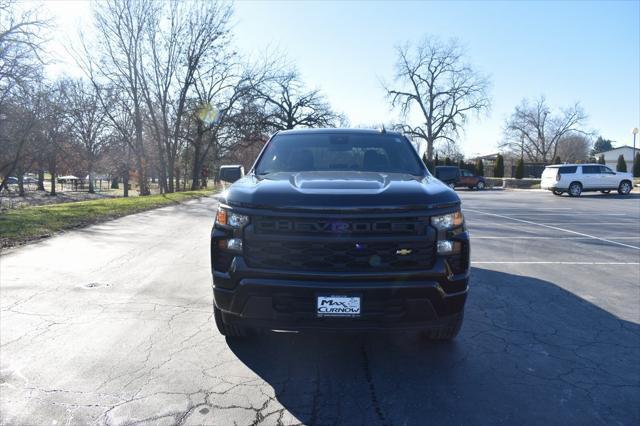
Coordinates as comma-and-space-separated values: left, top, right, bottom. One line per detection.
214, 305, 251, 338
618, 180, 632, 195
568, 182, 582, 197
420, 312, 464, 341
448, 182, 456, 189
476, 181, 485, 190
552, 190, 563, 196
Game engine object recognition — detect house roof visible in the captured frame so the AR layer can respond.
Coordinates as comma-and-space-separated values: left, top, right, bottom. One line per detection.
599, 145, 640, 154
473, 153, 500, 160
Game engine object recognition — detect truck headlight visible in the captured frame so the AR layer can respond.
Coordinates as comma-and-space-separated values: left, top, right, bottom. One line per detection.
215, 208, 249, 228
431, 211, 464, 230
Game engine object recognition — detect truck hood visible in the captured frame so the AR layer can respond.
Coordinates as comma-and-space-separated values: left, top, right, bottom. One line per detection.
221, 171, 459, 211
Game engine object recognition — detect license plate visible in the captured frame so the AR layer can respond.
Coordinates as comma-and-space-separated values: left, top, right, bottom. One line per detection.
317, 295, 361, 317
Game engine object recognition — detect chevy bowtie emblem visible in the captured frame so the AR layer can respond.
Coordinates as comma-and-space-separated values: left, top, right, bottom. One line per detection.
396, 249, 413, 256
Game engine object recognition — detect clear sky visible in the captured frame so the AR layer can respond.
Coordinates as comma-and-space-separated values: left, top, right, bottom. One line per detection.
41, 0, 640, 156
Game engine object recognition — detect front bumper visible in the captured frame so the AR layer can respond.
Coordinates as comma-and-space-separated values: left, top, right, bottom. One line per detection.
211, 243, 469, 332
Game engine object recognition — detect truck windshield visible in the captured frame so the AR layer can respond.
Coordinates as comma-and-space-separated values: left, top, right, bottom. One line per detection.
255, 133, 426, 176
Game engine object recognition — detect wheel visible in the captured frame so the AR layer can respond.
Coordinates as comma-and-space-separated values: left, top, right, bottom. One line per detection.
476, 181, 485, 190
552, 190, 563, 196
448, 182, 456, 189
214, 305, 251, 338
600, 190, 611, 194
618, 180, 632, 195
568, 182, 582, 197
420, 312, 464, 341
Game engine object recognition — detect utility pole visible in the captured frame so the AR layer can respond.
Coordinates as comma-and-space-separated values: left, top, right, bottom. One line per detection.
633, 128, 638, 176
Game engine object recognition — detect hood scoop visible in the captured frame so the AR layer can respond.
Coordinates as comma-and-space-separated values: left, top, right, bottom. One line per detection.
291, 172, 388, 192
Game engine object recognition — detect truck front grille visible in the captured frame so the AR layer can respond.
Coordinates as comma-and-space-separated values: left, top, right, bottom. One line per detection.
244, 240, 436, 272
253, 216, 429, 235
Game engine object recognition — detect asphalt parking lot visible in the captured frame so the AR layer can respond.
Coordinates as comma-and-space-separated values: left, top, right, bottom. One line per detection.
1, 190, 639, 425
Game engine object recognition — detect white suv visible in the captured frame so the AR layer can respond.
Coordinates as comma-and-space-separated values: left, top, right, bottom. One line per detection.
541, 164, 633, 197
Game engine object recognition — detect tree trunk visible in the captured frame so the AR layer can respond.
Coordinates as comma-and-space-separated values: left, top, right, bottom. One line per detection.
17, 165, 25, 197
134, 152, 148, 196
50, 162, 57, 196
37, 169, 45, 191
134, 99, 150, 196
88, 158, 95, 194
155, 137, 168, 194
123, 172, 129, 198
168, 156, 175, 193
191, 143, 202, 190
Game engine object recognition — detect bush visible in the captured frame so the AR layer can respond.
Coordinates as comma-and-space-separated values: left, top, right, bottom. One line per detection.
444, 157, 452, 166
494, 154, 504, 178
616, 154, 627, 172
110, 178, 119, 189
476, 159, 484, 176
634, 153, 640, 177
598, 155, 605, 164
553, 156, 561, 164
515, 158, 524, 179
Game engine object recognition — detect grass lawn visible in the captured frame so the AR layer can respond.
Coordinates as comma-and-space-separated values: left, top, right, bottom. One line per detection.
0, 189, 215, 248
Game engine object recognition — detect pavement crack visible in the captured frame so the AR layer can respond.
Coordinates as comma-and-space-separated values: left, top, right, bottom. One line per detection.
361, 344, 389, 426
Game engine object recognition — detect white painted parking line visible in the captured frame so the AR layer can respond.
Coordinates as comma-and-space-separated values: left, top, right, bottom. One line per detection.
465, 208, 573, 211
469, 222, 639, 227
466, 208, 640, 250
472, 261, 640, 265
465, 213, 630, 216
542, 222, 640, 225
472, 236, 640, 240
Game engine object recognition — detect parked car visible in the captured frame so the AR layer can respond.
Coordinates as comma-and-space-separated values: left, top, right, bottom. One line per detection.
457, 168, 486, 190
4, 176, 18, 185
434, 166, 460, 188
435, 166, 485, 190
211, 129, 469, 340
540, 164, 633, 197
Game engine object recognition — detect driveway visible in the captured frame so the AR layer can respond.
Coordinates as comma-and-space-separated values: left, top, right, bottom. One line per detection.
1, 192, 638, 425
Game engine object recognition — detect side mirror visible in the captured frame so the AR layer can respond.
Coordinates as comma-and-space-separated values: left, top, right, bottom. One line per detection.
217, 165, 244, 183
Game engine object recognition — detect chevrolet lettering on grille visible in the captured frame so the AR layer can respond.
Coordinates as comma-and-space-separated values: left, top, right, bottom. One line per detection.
255, 219, 423, 234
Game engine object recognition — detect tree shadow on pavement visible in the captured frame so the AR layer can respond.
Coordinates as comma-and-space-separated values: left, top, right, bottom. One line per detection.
227, 267, 640, 426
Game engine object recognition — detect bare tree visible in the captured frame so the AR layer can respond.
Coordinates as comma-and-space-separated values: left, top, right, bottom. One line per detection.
75, 0, 153, 195
0, 0, 50, 105
0, 0, 50, 192
63, 79, 110, 193
502, 97, 588, 163
0, 92, 38, 192
186, 57, 253, 190
253, 69, 342, 131
139, 0, 233, 193
41, 79, 70, 195
101, 85, 136, 197
385, 36, 490, 162
556, 134, 591, 163
435, 139, 464, 163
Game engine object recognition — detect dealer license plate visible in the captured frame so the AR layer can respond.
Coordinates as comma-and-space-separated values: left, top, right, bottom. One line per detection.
316, 295, 361, 317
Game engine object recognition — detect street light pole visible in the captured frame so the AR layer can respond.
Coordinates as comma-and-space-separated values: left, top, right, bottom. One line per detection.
633, 128, 639, 177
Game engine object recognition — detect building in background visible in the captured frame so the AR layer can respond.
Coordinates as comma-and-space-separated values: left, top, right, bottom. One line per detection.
598, 146, 639, 171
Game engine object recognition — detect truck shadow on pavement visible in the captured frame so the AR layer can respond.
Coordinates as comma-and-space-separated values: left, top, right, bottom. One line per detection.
227, 268, 639, 426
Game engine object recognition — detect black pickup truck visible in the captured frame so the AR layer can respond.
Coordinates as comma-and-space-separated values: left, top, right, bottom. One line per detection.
211, 128, 470, 339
